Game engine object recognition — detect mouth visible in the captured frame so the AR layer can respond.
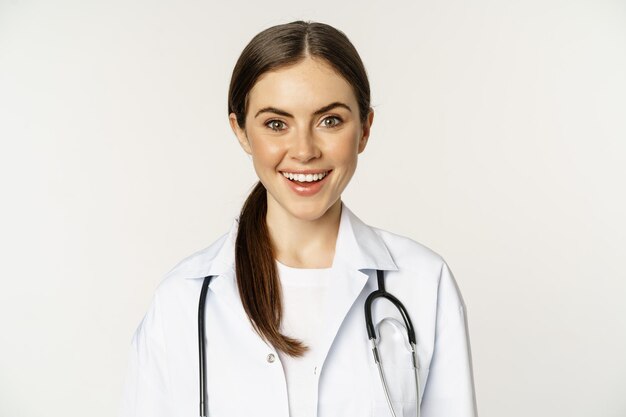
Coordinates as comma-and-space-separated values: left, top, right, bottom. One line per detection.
279, 169, 333, 196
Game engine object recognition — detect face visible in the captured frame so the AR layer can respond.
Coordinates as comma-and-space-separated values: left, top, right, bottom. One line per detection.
229, 56, 374, 222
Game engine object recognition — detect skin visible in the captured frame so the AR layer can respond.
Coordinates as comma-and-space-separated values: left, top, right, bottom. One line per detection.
229, 56, 374, 268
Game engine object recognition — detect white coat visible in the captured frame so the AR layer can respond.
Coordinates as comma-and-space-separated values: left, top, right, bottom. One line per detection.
119, 202, 478, 417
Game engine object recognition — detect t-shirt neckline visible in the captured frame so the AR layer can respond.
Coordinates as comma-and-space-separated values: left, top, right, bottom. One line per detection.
275, 259, 333, 286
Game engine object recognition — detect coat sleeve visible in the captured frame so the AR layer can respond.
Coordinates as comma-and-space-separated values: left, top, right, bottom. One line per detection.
119, 291, 173, 417
421, 261, 478, 417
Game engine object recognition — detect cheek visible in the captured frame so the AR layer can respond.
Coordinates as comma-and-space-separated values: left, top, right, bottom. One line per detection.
249, 137, 283, 167
325, 135, 360, 166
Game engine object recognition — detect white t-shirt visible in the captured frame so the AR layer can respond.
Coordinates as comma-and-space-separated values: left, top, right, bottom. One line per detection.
275, 259, 333, 417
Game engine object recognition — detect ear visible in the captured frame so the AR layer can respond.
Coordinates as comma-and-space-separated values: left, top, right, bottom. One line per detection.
357, 108, 374, 154
229, 112, 252, 155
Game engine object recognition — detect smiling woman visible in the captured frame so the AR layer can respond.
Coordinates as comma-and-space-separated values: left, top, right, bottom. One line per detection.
229, 56, 371, 226
120, 20, 477, 417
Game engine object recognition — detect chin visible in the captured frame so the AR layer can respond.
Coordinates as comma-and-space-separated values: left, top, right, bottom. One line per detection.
284, 200, 332, 222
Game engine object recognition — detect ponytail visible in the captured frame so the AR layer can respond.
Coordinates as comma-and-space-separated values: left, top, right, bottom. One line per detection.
235, 181, 309, 357
229, 20, 371, 357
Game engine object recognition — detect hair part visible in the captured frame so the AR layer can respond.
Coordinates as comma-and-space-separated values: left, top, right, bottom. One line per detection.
228, 20, 371, 130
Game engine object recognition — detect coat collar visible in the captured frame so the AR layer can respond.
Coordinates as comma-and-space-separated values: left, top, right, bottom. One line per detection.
172, 201, 400, 371
174, 201, 399, 282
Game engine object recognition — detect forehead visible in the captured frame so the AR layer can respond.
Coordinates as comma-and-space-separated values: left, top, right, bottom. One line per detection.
247, 58, 357, 112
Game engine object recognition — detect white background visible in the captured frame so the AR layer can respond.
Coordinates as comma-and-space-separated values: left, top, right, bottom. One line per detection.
1, 0, 625, 416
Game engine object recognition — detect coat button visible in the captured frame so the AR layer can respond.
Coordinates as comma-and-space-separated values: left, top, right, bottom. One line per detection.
267, 353, 276, 363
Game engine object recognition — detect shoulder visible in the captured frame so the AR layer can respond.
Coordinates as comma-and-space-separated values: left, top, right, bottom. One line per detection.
371, 225, 467, 310
372, 225, 448, 276
153, 229, 231, 296
168, 232, 229, 278
131, 229, 231, 340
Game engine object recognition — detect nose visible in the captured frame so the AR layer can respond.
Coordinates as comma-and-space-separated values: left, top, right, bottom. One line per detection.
289, 128, 321, 162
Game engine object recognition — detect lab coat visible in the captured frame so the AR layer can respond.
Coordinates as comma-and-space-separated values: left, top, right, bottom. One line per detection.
119, 202, 478, 417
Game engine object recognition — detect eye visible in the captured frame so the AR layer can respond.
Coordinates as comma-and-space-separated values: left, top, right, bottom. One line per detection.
321, 115, 343, 128
265, 119, 287, 132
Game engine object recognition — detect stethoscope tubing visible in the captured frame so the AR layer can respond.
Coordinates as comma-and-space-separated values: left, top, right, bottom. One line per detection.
198, 275, 213, 417
365, 270, 417, 345
365, 269, 420, 417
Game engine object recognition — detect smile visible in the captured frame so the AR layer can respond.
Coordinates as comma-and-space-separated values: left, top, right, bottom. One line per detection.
281, 170, 330, 183
280, 170, 332, 196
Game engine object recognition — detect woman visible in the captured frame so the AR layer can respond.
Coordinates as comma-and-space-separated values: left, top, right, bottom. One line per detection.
120, 20, 477, 417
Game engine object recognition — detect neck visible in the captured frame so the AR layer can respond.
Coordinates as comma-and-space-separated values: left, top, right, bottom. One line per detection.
266, 198, 342, 269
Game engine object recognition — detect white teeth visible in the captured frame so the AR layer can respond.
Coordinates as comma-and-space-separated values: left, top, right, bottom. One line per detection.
282, 171, 328, 182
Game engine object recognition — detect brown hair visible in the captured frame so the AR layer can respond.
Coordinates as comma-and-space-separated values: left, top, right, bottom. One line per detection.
228, 20, 371, 357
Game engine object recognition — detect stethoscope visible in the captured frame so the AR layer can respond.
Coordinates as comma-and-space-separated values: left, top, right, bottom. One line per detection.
197, 269, 421, 417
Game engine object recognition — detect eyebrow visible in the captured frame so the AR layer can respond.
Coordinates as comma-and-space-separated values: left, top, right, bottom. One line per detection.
253, 101, 353, 119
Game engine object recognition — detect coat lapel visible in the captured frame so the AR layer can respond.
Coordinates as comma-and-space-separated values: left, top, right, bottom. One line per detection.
315, 202, 399, 373
175, 218, 249, 331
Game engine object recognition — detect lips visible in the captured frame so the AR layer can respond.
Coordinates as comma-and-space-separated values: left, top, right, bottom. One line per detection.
281, 169, 332, 196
